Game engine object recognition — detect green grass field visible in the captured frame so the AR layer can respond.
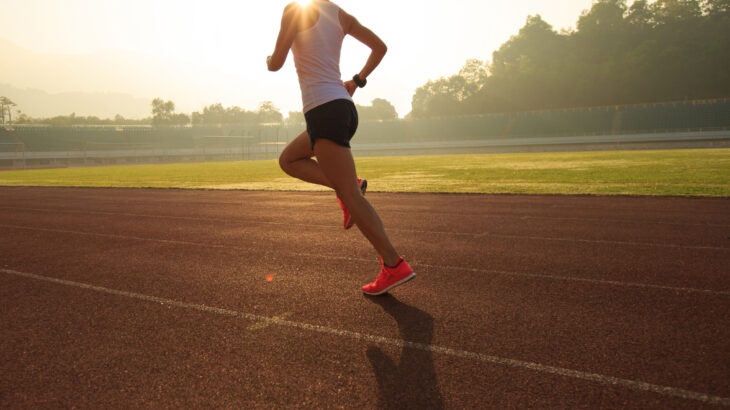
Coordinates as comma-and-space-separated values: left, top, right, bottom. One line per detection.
1, 148, 728, 197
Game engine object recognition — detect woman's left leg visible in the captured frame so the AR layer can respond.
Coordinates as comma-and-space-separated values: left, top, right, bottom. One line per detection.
278, 130, 333, 188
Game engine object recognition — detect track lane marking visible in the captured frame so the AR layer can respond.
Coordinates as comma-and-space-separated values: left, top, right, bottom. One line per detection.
3, 268, 729, 407
417, 264, 730, 296
247, 312, 294, 331
1, 206, 728, 252
410, 230, 729, 251
1, 223, 728, 296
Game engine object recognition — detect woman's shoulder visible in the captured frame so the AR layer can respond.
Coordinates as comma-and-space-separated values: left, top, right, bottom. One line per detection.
283, 2, 321, 32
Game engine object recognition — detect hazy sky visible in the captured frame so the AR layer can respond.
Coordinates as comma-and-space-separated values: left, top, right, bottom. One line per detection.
0, 0, 595, 117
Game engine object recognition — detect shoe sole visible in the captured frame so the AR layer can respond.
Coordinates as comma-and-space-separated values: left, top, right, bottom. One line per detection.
345, 179, 368, 230
363, 273, 416, 296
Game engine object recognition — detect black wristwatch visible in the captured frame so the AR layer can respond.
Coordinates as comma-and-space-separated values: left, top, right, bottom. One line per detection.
353, 74, 367, 88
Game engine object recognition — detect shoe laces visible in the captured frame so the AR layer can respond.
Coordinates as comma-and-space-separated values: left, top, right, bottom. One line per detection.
377, 265, 393, 284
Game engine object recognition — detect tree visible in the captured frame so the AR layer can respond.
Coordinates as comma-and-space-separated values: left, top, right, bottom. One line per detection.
576, 0, 628, 34
627, 0, 655, 27
170, 113, 191, 126
15, 113, 31, 124
257, 101, 283, 123
652, 0, 703, 24
357, 98, 398, 121
409, 60, 489, 118
480, 14, 565, 111
0, 96, 17, 125
702, 0, 730, 14
198, 103, 227, 125
151, 98, 176, 126
370, 98, 399, 120
458, 59, 489, 95
152, 98, 189, 126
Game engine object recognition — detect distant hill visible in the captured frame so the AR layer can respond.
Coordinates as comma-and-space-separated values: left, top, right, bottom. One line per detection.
0, 83, 151, 119
0, 38, 214, 118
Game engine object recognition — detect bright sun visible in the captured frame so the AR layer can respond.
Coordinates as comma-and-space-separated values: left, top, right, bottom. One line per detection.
295, 0, 313, 6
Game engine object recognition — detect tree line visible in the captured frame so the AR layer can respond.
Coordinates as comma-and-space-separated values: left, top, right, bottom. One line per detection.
3, 97, 398, 126
409, 0, 730, 118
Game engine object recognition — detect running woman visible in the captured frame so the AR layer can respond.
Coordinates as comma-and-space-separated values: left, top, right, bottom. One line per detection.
267, 0, 415, 295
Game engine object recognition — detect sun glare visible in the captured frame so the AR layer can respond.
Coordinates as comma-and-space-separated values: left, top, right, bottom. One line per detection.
295, 0, 313, 7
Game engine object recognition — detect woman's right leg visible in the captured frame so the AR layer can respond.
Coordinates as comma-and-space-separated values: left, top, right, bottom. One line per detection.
278, 130, 333, 189
281, 131, 400, 265
312, 138, 400, 267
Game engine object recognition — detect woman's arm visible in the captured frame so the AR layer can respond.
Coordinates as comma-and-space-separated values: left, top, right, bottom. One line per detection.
267, 3, 300, 72
340, 9, 388, 82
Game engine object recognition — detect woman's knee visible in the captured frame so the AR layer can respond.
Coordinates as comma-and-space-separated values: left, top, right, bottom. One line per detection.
278, 151, 289, 173
278, 154, 300, 178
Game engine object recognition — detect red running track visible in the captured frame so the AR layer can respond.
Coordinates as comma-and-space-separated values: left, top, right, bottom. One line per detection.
1, 186, 729, 408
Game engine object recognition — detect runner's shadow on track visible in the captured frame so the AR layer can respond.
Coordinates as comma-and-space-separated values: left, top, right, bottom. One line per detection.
365, 294, 444, 409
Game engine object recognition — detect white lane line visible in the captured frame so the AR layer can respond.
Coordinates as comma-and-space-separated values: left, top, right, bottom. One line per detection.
1, 206, 728, 252
2, 223, 729, 297
3, 268, 729, 407
406, 229, 730, 251
420, 264, 730, 296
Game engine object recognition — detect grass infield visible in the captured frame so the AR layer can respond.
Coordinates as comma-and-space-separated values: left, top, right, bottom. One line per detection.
1, 148, 728, 197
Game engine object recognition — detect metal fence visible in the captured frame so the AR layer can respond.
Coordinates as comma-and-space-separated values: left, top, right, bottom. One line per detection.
1, 98, 728, 169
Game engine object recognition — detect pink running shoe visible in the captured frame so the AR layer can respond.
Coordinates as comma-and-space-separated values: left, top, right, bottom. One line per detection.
362, 257, 416, 296
337, 178, 367, 230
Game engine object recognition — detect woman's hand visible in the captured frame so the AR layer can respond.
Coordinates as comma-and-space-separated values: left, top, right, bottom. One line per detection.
343, 80, 357, 97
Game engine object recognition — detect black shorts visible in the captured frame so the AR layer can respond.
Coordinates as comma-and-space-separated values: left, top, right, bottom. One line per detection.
304, 99, 358, 150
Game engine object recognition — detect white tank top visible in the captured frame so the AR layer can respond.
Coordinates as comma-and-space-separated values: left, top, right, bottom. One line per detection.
291, 0, 352, 113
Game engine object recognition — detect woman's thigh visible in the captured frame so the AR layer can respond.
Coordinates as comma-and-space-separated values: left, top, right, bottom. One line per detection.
280, 130, 314, 163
